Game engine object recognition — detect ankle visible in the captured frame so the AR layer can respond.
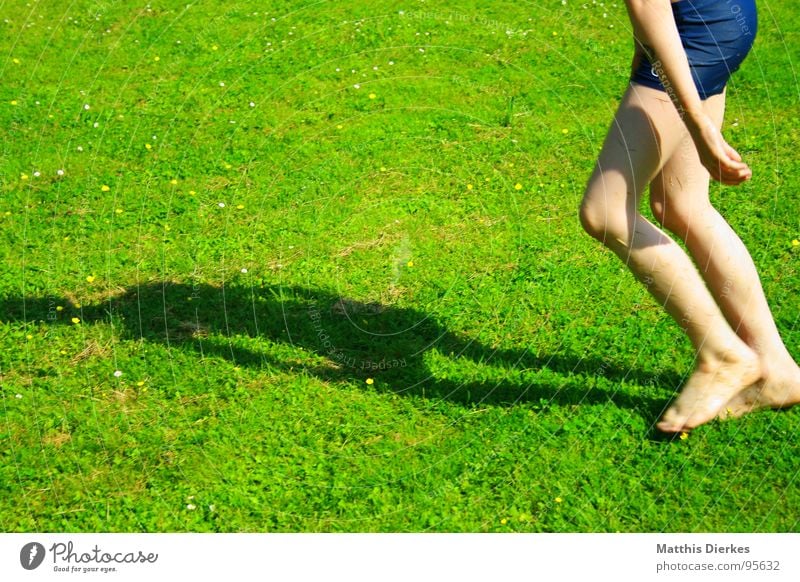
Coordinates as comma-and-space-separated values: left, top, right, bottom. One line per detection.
757, 354, 800, 378
697, 343, 759, 373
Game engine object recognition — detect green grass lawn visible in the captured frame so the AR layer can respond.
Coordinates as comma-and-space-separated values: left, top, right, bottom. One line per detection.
1, 0, 799, 532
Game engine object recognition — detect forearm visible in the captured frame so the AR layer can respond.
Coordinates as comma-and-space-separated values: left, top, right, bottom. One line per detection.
625, 0, 704, 125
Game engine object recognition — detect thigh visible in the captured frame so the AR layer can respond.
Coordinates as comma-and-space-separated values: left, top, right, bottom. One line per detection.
585, 83, 690, 213
650, 90, 727, 213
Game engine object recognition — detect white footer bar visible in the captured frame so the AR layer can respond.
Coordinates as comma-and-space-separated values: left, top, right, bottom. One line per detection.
2, 533, 797, 581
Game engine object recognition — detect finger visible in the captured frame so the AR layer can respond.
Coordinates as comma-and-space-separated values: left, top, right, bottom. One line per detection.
720, 166, 751, 186
727, 160, 751, 177
708, 164, 725, 184
723, 141, 743, 163
702, 152, 750, 185
722, 164, 747, 184
711, 160, 750, 186
719, 154, 749, 174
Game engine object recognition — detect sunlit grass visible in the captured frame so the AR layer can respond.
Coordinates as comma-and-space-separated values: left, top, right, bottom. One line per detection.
1, 0, 798, 532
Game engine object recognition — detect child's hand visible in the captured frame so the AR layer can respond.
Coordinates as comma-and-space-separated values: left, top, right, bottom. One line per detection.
686, 112, 752, 185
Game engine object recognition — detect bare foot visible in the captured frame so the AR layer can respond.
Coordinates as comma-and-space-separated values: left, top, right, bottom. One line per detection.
657, 351, 762, 433
722, 361, 800, 418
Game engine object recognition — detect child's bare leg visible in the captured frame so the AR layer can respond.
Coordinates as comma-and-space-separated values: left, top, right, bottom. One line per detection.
580, 84, 760, 432
650, 91, 800, 417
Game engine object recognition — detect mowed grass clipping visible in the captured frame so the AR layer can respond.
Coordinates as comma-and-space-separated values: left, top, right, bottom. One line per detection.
1, 0, 799, 532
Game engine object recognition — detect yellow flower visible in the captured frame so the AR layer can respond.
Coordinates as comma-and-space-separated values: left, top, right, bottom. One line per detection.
680, 432, 689, 440
555, 497, 563, 503
188, 190, 196, 196
514, 183, 523, 190
236, 204, 244, 210
365, 378, 374, 385
145, 143, 152, 150
368, 93, 376, 99
71, 317, 81, 324
336, 124, 343, 129
12, 58, 20, 64
101, 185, 110, 191
10, 100, 18, 106
115, 208, 123, 214
20, 173, 28, 180
60, 349, 67, 355
136, 381, 145, 387
562, 128, 569, 134
86, 275, 95, 283
56, 306, 63, 311
170, 179, 178, 185
26, 334, 33, 340
380, 166, 386, 172
154, 56, 160, 61
224, 163, 232, 170
500, 518, 508, 524
406, 261, 414, 267
792, 239, 799, 247
467, 184, 473, 190
211, 44, 219, 51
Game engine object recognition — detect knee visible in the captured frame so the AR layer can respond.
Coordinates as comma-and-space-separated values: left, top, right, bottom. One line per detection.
579, 197, 606, 240
650, 193, 698, 237
649, 196, 672, 228
579, 191, 628, 243
649, 172, 722, 236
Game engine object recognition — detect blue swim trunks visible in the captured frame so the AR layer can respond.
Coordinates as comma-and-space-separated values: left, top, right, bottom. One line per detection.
631, 0, 757, 99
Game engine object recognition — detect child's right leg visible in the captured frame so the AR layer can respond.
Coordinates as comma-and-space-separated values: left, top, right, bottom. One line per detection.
649, 92, 800, 419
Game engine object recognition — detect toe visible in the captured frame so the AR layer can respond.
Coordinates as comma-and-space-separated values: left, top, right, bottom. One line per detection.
656, 421, 682, 433
656, 409, 685, 433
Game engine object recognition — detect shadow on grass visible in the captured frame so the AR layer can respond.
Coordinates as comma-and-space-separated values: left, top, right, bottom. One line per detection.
2, 282, 676, 420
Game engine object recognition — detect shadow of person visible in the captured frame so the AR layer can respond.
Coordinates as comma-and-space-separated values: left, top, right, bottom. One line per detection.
1, 281, 673, 417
